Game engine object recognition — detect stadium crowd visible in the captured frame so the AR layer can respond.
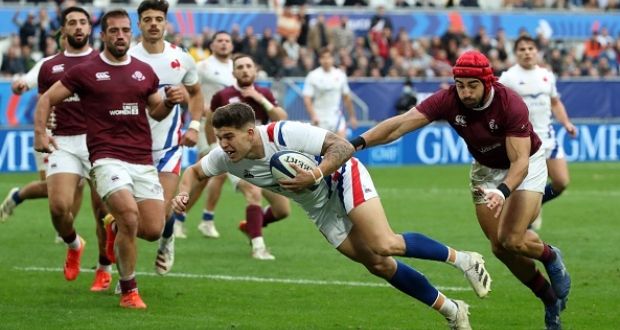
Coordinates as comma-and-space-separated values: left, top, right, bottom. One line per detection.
1, 0, 620, 78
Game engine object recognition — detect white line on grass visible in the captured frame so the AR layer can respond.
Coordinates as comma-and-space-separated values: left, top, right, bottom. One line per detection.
15, 266, 470, 292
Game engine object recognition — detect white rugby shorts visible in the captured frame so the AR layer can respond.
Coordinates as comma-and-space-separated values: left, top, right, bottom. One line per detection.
310, 157, 379, 247
91, 158, 163, 201
46, 134, 90, 178
469, 148, 547, 204
153, 145, 182, 175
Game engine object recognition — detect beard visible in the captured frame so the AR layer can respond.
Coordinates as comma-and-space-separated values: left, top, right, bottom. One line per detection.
66, 34, 89, 49
107, 42, 128, 58
237, 77, 254, 88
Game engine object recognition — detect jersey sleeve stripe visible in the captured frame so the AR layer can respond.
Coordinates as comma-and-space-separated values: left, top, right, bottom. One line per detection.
266, 122, 276, 142
277, 121, 287, 146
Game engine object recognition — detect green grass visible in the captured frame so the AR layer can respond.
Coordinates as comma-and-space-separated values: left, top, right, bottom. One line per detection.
0, 162, 618, 329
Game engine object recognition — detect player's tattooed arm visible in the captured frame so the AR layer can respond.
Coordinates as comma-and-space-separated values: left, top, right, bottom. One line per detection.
319, 132, 355, 176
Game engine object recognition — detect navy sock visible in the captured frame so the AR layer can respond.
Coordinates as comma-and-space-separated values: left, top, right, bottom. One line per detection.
202, 211, 214, 222
174, 212, 186, 223
388, 260, 439, 306
162, 215, 175, 239
402, 232, 449, 261
11, 190, 23, 205
542, 184, 561, 204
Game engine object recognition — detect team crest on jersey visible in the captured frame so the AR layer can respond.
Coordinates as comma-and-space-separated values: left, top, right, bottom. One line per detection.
489, 119, 499, 131
52, 64, 64, 73
170, 59, 181, 69
131, 71, 145, 81
229, 96, 241, 103
96, 71, 111, 81
454, 115, 467, 127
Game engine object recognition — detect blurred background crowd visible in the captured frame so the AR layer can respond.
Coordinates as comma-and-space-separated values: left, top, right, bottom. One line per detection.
1, 0, 619, 79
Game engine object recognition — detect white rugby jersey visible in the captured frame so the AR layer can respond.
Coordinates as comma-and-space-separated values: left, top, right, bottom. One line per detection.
302, 66, 351, 120
22, 55, 55, 90
196, 55, 234, 103
129, 41, 199, 151
201, 121, 330, 213
499, 65, 559, 140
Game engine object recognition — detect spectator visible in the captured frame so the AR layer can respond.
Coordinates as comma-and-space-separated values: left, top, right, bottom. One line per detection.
330, 16, 355, 53
296, 4, 310, 47
583, 31, 603, 60
343, 0, 368, 5
231, 24, 245, 52
1, 45, 26, 76
260, 39, 284, 78
307, 14, 330, 54
282, 34, 301, 62
395, 78, 418, 115
276, 5, 301, 41
12, 11, 37, 48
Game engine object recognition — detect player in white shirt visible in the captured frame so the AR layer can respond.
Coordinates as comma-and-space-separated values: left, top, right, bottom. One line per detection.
499, 35, 577, 231
175, 31, 235, 239
172, 103, 493, 330
303, 47, 357, 137
128, 0, 204, 275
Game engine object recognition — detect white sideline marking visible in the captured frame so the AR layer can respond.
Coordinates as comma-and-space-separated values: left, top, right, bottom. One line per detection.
15, 266, 470, 292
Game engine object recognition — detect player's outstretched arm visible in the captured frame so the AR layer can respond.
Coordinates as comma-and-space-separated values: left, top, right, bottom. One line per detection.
173, 162, 209, 213
350, 107, 430, 150
34, 81, 72, 153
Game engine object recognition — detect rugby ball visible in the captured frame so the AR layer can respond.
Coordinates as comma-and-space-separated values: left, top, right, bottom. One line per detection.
270, 150, 318, 181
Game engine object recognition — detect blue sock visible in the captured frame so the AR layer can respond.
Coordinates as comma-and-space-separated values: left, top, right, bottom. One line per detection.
11, 190, 23, 205
162, 215, 175, 239
388, 260, 439, 306
202, 210, 214, 222
402, 232, 449, 261
174, 212, 186, 223
542, 184, 561, 204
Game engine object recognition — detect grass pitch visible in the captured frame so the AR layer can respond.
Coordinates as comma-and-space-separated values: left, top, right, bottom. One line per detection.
0, 162, 618, 329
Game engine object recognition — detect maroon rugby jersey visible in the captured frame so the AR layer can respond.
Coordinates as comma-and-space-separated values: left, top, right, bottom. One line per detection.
416, 82, 541, 169
210, 84, 278, 124
38, 49, 99, 136
60, 53, 159, 165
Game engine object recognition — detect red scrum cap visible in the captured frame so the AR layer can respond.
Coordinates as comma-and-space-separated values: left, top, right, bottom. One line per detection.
452, 50, 496, 94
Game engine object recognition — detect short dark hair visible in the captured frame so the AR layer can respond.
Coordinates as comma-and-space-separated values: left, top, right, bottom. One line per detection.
318, 47, 331, 57
137, 0, 169, 18
232, 53, 255, 66
513, 35, 537, 52
213, 103, 256, 129
61, 6, 91, 27
213, 30, 232, 40
101, 9, 130, 33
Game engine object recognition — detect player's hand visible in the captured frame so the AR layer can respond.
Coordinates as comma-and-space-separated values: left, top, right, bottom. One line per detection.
34, 132, 58, 154
311, 115, 319, 126
164, 85, 187, 105
277, 163, 316, 192
11, 80, 28, 95
181, 129, 198, 147
239, 86, 261, 100
171, 192, 189, 213
475, 186, 505, 218
565, 122, 578, 138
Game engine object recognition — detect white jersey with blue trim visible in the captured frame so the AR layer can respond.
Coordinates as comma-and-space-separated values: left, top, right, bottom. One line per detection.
499, 64, 559, 141
302, 66, 351, 121
200, 121, 331, 212
196, 55, 235, 104
128, 41, 199, 151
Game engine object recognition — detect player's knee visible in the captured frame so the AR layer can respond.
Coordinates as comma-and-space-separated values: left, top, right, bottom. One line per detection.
364, 259, 393, 278
499, 235, 526, 254
48, 200, 72, 219
369, 237, 402, 256
490, 242, 510, 259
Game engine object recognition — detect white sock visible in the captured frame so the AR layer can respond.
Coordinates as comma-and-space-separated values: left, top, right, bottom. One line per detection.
452, 251, 471, 270
67, 235, 82, 250
438, 296, 458, 319
98, 263, 112, 272
159, 236, 173, 250
251, 237, 265, 250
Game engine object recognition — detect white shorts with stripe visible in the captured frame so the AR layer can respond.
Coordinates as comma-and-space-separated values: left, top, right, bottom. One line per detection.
153, 145, 182, 175
35, 151, 49, 172
541, 136, 565, 160
46, 134, 91, 178
91, 158, 163, 201
309, 157, 378, 247
469, 148, 547, 204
